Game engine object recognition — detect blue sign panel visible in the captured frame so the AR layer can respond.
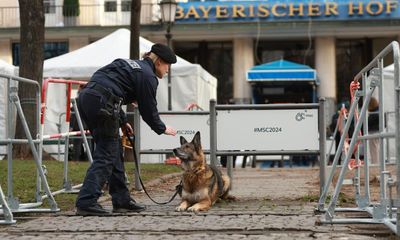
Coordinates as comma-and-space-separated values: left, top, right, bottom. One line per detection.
175, 0, 399, 23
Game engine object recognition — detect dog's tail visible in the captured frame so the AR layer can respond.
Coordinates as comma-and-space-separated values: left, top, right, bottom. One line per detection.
222, 194, 237, 201
220, 175, 237, 201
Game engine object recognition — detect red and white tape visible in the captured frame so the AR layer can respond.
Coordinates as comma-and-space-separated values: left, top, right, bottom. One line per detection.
42, 130, 90, 140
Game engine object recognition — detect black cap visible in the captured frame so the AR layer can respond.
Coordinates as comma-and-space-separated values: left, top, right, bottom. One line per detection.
150, 43, 177, 64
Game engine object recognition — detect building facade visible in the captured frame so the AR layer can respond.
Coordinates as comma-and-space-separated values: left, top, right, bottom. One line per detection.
0, 0, 399, 116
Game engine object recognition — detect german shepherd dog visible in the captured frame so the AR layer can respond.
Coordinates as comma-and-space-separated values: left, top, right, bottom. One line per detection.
173, 131, 232, 212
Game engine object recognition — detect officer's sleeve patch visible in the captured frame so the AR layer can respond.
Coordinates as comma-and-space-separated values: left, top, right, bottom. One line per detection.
123, 59, 142, 70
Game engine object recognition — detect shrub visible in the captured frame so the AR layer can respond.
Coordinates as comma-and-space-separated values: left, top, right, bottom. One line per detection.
63, 0, 80, 17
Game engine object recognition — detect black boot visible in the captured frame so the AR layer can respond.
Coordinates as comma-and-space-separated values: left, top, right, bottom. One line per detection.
76, 203, 111, 216
113, 199, 146, 213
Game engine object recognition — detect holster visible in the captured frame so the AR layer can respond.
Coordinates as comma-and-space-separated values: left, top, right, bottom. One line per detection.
85, 82, 123, 138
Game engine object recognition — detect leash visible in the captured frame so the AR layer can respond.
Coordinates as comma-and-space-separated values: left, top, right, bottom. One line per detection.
124, 129, 182, 205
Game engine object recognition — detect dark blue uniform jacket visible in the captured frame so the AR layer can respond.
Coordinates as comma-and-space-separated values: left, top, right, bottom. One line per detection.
90, 57, 166, 135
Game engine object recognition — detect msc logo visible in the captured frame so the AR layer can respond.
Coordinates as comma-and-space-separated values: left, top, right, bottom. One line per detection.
295, 112, 305, 121
295, 111, 314, 121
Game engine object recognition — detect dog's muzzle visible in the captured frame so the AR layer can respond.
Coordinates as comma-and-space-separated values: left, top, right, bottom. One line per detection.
173, 148, 190, 161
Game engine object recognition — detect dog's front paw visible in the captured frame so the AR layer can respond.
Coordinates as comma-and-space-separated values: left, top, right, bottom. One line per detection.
187, 206, 200, 213
176, 201, 189, 212
175, 206, 187, 212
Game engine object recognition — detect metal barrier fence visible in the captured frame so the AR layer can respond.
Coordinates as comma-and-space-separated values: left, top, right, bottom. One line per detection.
0, 76, 95, 224
0, 74, 59, 224
134, 99, 325, 191
39, 78, 93, 199
317, 41, 400, 235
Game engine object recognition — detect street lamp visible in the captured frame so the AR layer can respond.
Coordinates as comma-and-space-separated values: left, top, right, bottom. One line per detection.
159, 0, 177, 111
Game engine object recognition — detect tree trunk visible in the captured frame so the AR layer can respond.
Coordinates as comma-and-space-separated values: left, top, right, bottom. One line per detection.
15, 0, 45, 158
125, 0, 141, 162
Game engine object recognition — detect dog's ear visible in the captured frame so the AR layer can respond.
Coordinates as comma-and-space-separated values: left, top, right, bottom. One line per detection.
192, 131, 201, 151
180, 136, 188, 145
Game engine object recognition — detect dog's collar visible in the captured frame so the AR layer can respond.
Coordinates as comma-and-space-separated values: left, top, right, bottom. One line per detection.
184, 165, 205, 175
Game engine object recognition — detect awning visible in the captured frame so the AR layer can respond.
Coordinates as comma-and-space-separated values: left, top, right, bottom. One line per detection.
247, 59, 316, 82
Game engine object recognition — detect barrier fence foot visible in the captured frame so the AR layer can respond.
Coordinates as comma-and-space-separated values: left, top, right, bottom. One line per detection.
0, 219, 16, 225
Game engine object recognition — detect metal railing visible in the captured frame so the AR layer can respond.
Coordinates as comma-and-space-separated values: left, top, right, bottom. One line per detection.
133, 99, 325, 190
317, 41, 400, 236
0, 73, 60, 225
0, 3, 158, 28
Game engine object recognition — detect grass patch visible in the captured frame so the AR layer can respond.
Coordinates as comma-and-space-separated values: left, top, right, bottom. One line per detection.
300, 193, 355, 206
324, 193, 355, 206
0, 159, 181, 211
301, 194, 320, 203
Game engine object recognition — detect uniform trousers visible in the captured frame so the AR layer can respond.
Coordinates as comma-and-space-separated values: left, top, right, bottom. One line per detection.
75, 87, 131, 208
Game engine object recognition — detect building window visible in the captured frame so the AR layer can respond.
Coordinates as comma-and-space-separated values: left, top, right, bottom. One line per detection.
105, 1, 117, 12
44, 0, 56, 14
121, 0, 131, 12
12, 43, 19, 66
12, 42, 68, 66
44, 42, 69, 60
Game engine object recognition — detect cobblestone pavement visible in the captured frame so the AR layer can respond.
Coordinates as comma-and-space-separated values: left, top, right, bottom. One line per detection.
0, 167, 396, 239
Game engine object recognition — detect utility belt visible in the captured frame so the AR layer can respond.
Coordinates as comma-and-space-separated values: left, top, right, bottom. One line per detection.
85, 81, 122, 117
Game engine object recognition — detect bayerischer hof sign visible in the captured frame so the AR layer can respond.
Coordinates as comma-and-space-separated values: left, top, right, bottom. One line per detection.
175, 0, 399, 22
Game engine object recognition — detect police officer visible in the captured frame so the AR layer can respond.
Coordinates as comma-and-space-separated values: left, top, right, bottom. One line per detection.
75, 43, 177, 216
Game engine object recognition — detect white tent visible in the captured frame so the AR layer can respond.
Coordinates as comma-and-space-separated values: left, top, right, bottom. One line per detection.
43, 28, 217, 111
0, 60, 18, 160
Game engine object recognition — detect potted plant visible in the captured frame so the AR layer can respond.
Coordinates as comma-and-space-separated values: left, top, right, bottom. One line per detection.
63, 0, 80, 26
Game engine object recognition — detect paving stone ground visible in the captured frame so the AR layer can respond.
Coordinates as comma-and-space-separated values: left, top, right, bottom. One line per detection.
0, 167, 397, 239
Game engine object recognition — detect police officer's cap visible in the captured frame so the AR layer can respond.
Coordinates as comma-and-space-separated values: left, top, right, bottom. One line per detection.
151, 43, 177, 64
